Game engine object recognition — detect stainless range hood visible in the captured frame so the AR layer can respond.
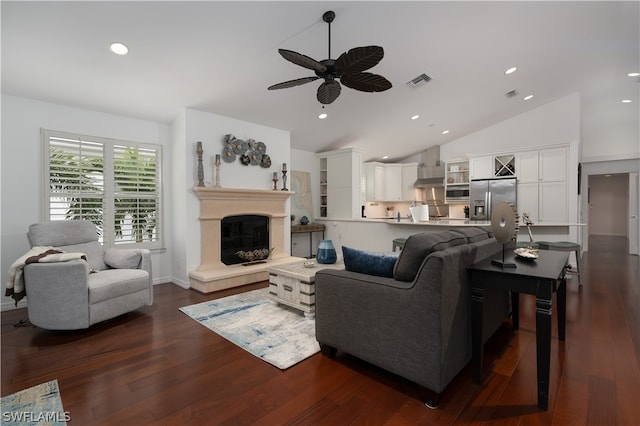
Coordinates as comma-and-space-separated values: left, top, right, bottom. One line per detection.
414, 145, 445, 188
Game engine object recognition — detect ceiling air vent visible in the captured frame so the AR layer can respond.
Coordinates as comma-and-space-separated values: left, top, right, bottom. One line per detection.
407, 73, 432, 88
505, 89, 519, 98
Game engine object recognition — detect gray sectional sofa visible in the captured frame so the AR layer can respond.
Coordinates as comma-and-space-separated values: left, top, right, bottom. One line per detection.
314, 228, 511, 407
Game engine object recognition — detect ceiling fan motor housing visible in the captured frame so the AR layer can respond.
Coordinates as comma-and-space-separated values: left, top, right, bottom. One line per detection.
317, 59, 339, 79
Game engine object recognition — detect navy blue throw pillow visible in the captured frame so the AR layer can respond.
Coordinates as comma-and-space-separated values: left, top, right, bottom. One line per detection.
342, 246, 399, 278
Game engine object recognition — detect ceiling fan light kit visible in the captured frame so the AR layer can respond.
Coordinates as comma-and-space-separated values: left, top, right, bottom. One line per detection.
268, 10, 392, 105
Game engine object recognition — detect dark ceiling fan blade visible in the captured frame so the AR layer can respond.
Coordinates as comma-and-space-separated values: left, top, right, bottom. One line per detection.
278, 49, 327, 73
317, 80, 341, 104
267, 76, 319, 90
335, 46, 384, 74
340, 72, 392, 92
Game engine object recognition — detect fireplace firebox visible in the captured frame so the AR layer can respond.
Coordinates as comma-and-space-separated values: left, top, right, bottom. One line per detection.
221, 215, 269, 265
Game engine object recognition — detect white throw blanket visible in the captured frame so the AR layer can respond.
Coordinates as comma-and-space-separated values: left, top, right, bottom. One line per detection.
5, 246, 87, 305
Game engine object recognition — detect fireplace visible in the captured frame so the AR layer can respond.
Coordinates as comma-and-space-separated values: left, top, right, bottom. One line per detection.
221, 214, 269, 265
189, 187, 301, 293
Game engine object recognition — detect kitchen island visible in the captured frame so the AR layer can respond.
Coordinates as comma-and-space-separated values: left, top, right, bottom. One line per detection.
315, 218, 583, 258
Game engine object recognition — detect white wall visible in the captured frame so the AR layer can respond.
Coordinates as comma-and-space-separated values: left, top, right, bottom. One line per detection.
170, 110, 188, 287
290, 148, 321, 258
171, 108, 291, 285
581, 101, 640, 162
440, 93, 581, 160
0, 95, 174, 310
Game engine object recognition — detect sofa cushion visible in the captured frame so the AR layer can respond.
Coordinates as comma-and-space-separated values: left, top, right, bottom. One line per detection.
88, 269, 150, 304
59, 241, 107, 271
28, 220, 98, 246
393, 231, 466, 282
105, 248, 142, 269
451, 227, 492, 243
342, 246, 399, 278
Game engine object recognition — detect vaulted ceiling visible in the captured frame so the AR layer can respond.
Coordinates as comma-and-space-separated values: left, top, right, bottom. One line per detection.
2, 1, 638, 162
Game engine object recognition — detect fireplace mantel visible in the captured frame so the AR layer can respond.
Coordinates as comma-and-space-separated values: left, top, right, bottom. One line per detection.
189, 187, 302, 293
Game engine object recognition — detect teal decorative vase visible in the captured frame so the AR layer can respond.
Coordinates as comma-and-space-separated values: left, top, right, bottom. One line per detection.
316, 240, 337, 264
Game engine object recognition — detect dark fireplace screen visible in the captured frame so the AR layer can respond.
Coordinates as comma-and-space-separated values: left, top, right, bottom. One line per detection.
220, 215, 269, 265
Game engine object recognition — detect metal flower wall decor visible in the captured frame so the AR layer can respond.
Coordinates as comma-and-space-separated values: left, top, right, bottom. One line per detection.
222, 134, 272, 168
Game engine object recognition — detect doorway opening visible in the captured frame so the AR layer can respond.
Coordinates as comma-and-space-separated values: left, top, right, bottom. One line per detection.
587, 172, 638, 255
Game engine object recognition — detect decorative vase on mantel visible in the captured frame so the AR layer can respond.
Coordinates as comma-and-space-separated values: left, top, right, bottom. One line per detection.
316, 240, 337, 264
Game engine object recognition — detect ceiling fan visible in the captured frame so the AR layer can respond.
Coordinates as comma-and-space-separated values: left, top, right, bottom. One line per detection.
267, 10, 392, 105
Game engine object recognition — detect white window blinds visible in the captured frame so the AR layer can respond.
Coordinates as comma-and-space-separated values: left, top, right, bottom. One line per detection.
44, 129, 162, 249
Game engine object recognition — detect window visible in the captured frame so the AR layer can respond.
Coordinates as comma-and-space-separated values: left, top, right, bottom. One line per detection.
44, 129, 162, 249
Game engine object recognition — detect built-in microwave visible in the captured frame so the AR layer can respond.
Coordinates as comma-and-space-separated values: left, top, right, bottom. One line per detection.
445, 186, 470, 202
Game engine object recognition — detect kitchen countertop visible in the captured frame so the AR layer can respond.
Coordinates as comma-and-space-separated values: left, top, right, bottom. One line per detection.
318, 218, 584, 227
384, 219, 586, 227
384, 219, 492, 226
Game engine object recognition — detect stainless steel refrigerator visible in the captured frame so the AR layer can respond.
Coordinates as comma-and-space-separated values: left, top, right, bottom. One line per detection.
469, 177, 517, 221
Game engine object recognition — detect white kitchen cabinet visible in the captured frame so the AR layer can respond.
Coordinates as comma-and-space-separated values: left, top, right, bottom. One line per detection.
385, 165, 403, 201
514, 146, 568, 223
318, 148, 362, 219
364, 162, 386, 201
469, 156, 493, 180
517, 182, 539, 222
374, 165, 385, 201
445, 160, 469, 185
471, 154, 518, 179
364, 162, 418, 201
539, 147, 567, 182
539, 181, 568, 223
516, 151, 539, 183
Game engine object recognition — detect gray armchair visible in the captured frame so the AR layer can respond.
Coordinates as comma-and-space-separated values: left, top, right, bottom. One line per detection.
23, 220, 153, 330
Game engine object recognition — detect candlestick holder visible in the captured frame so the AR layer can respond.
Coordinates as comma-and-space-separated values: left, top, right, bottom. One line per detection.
196, 142, 204, 187
214, 155, 221, 187
272, 175, 279, 190
281, 170, 288, 191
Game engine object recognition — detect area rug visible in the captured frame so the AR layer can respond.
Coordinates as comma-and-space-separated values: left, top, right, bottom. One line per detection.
1, 379, 68, 425
179, 288, 320, 369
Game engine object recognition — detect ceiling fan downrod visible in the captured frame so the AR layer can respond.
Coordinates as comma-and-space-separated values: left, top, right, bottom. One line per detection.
323, 10, 335, 59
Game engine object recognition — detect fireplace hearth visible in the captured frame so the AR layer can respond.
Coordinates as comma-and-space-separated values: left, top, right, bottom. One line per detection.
189, 187, 302, 293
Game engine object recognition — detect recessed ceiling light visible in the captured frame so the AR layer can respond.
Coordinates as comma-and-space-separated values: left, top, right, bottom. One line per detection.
524, 94, 534, 101
442, 130, 450, 135
628, 72, 640, 77
504, 67, 517, 75
411, 114, 420, 120
622, 99, 632, 103
382, 155, 389, 160
110, 42, 129, 55
318, 113, 328, 119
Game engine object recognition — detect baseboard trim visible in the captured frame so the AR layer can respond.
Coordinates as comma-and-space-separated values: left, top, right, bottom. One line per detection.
1, 299, 28, 312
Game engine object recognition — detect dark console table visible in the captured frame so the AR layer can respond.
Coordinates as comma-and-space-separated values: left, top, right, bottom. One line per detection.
291, 224, 326, 258
468, 250, 569, 410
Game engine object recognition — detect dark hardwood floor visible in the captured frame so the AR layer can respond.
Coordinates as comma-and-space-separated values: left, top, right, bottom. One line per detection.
2, 235, 639, 425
